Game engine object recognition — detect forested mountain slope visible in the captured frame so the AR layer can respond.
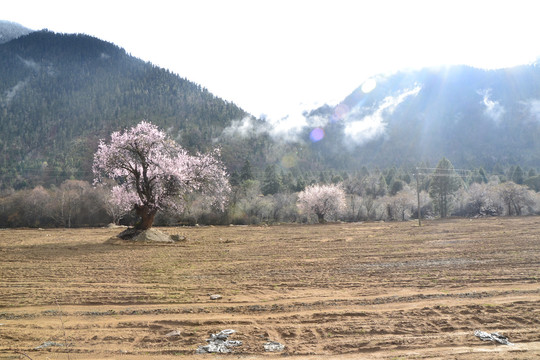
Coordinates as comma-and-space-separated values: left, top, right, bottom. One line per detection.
304, 64, 540, 170
0, 30, 247, 187
2, 29, 540, 190
0, 20, 32, 44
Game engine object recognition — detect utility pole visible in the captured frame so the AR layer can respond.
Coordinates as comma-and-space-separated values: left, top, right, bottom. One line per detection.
415, 167, 421, 227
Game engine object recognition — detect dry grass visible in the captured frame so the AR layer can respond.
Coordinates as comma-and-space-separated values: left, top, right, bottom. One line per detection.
1, 217, 540, 359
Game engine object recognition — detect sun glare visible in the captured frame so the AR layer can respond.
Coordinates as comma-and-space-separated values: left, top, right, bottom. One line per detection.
361, 78, 377, 93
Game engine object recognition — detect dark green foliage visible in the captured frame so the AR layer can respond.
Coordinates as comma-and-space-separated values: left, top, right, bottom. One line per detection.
401, 171, 412, 184
385, 167, 397, 186
389, 179, 404, 196
469, 167, 488, 184
4, 30, 540, 191
512, 165, 525, 185
261, 164, 282, 195
240, 159, 254, 181
377, 174, 388, 197
429, 158, 462, 218
319, 171, 329, 184
229, 171, 241, 187
295, 175, 307, 192
0, 31, 246, 187
524, 175, 540, 192
331, 174, 344, 184
281, 171, 296, 192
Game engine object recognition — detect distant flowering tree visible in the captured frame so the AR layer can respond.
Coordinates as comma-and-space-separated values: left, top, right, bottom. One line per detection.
297, 183, 346, 223
93, 121, 230, 230
102, 185, 133, 225
496, 181, 535, 216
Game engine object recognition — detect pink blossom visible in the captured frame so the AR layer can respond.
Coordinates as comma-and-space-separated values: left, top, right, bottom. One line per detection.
93, 121, 230, 228
297, 183, 346, 223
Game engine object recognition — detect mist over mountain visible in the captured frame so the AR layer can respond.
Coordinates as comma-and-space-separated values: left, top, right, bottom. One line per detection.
223, 64, 540, 171
329, 64, 540, 168
0, 20, 33, 44
1, 27, 540, 190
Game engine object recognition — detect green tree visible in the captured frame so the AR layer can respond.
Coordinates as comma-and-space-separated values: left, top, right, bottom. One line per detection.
470, 167, 488, 184
512, 165, 524, 185
385, 167, 397, 186
377, 174, 388, 197
229, 171, 240, 187
319, 171, 329, 184
295, 175, 307, 192
281, 171, 296, 192
240, 159, 254, 182
261, 164, 282, 195
524, 175, 540, 192
389, 179, 404, 196
331, 174, 344, 184
478, 167, 488, 183
429, 157, 461, 218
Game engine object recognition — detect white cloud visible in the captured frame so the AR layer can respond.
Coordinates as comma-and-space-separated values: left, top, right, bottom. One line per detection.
522, 98, 540, 121
266, 112, 308, 142
344, 85, 421, 145
4, 80, 26, 104
220, 100, 327, 143
219, 85, 422, 146
17, 56, 40, 71
220, 116, 267, 139
479, 89, 504, 122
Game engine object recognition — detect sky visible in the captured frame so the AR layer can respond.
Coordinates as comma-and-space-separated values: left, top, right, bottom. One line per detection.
3, 0, 540, 121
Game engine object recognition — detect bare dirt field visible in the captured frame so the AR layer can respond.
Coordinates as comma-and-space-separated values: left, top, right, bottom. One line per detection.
1, 217, 540, 359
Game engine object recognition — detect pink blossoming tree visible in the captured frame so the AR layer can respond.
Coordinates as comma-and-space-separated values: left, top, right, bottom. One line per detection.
297, 183, 346, 223
93, 121, 230, 230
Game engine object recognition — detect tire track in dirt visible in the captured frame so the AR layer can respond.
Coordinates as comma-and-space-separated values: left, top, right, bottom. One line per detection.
1, 218, 540, 358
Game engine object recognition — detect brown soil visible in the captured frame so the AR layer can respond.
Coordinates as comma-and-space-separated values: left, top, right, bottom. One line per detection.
1, 217, 540, 359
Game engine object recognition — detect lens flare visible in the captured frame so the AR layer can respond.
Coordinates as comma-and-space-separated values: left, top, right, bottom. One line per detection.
333, 103, 350, 121
281, 153, 297, 168
310, 127, 325, 142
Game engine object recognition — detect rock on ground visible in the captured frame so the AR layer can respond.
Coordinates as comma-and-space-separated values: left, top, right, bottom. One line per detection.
106, 228, 176, 244
34, 341, 64, 350
474, 330, 514, 346
264, 340, 285, 352
165, 330, 181, 337
196, 329, 242, 354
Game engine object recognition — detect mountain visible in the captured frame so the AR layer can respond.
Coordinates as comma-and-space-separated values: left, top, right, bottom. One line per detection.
0, 20, 33, 44
1, 28, 540, 190
0, 30, 250, 188
295, 64, 540, 170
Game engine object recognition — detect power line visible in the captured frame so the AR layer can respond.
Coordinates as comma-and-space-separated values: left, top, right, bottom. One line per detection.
413, 167, 472, 226
414, 167, 471, 175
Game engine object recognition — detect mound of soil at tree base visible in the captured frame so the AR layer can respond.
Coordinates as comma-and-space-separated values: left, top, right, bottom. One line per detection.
106, 223, 128, 229
105, 228, 180, 244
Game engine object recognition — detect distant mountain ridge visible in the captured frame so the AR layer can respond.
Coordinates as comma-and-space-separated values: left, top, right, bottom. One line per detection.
0, 20, 33, 44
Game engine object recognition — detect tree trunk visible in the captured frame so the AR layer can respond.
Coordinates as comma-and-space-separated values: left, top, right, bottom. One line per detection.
316, 212, 326, 223
134, 205, 157, 230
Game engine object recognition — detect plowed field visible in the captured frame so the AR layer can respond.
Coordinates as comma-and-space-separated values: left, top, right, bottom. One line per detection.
1, 217, 540, 359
